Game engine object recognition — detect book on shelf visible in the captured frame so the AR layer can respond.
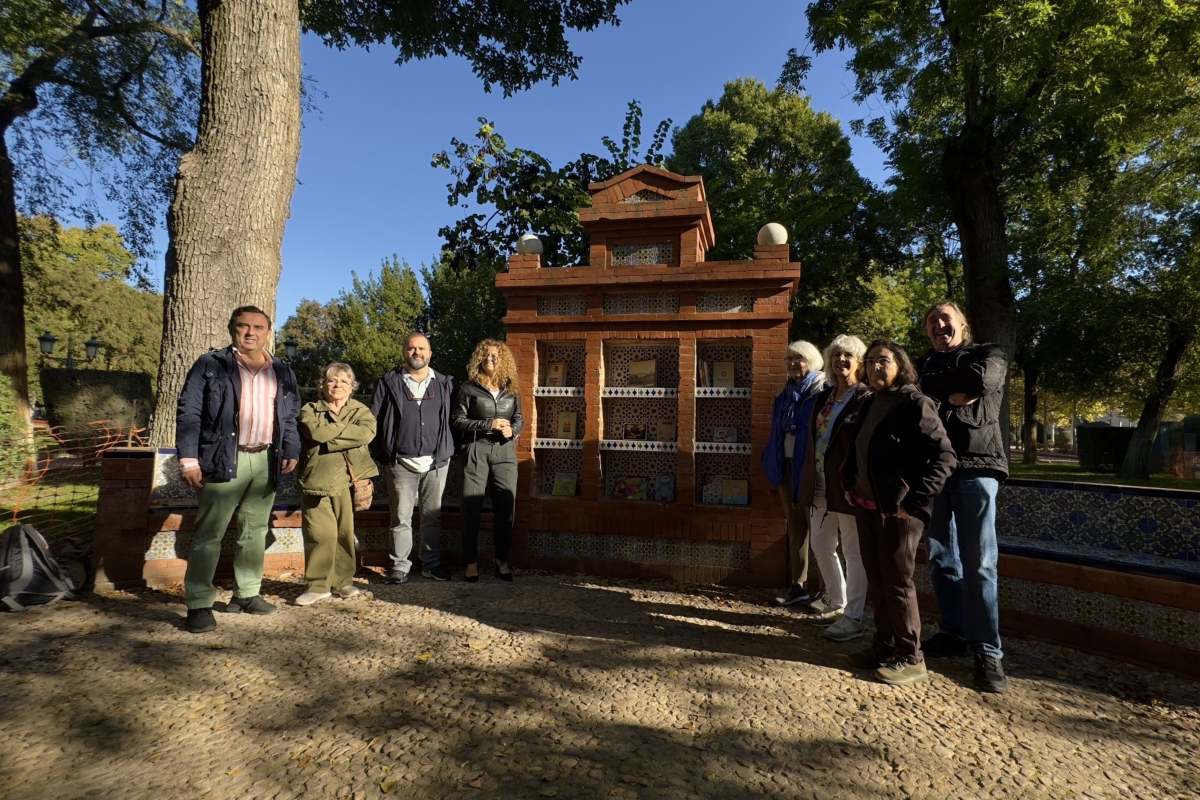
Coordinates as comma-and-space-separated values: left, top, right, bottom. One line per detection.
622, 422, 647, 441
613, 476, 649, 500
697, 359, 711, 387
627, 359, 657, 387
711, 426, 737, 444
701, 475, 725, 505
649, 420, 676, 442
652, 474, 675, 502
545, 362, 567, 387
721, 478, 749, 506
556, 410, 577, 439
712, 361, 736, 388
551, 472, 578, 497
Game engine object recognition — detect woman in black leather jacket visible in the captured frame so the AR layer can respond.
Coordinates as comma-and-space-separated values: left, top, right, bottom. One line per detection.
452, 339, 524, 582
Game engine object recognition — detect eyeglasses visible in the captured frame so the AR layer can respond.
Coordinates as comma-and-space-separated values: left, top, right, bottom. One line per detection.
865, 356, 895, 367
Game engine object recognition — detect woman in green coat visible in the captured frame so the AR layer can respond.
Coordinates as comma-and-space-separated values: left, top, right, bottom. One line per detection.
295, 362, 379, 606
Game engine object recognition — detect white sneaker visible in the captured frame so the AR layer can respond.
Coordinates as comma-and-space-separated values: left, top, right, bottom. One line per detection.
823, 615, 867, 642
294, 590, 331, 607
332, 585, 360, 599
803, 601, 844, 624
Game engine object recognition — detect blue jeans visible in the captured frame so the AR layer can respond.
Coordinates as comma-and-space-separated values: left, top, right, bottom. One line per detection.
926, 473, 1003, 659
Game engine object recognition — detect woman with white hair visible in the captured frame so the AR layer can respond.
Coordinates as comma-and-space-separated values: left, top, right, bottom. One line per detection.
762, 339, 827, 607
797, 335, 871, 640
295, 362, 378, 606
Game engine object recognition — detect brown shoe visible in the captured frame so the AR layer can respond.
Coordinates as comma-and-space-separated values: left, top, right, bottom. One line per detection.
875, 658, 929, 686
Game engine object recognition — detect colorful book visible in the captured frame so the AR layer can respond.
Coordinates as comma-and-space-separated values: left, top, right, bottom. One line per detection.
697, 360, 711, 387
623, 422, 647, 441
711, 426, 737, 444
713, 361, 736, 388
613, 476, 649, 500
552, 472, 578, 497
721, 478, 749, 506
556, 410, 577, 439
653, 474, 675, 502
627, 359, 657, 387
545, 362, 566, 387
701, 476, 725, 505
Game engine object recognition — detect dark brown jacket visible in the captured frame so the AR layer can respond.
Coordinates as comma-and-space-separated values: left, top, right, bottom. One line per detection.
840, 384, 957, 524
798, 384, 870, 513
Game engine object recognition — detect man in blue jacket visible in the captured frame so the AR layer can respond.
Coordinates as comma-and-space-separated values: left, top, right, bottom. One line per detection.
176, 306, 300, 633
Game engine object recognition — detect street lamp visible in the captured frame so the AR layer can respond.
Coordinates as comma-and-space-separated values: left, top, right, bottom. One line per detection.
283, 338, 299, 360
36, 331, 101, 369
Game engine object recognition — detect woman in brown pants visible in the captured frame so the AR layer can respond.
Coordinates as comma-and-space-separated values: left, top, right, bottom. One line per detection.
840, 340, 956, 686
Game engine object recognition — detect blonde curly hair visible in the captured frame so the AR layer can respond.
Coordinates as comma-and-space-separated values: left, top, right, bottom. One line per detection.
466, 339, 519, 391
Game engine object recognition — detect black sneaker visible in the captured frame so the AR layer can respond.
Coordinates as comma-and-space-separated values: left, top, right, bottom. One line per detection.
921, 631, 968, 659
186, 607, 216, 633
422, 565, 451, 581
774, 585, 820, 607
386, 572, 409, 585
974, 653, 1009, 693
225, 595, 276, 615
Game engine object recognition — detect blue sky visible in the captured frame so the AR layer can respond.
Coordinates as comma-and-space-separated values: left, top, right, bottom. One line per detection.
118, 2, 892, 320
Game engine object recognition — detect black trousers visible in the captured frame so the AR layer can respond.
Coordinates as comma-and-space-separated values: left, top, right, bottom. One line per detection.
854, 510, 925, 663
461, 439, 517, 564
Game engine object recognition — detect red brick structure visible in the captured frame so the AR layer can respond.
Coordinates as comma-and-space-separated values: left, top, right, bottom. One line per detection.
496, 165, 800, 586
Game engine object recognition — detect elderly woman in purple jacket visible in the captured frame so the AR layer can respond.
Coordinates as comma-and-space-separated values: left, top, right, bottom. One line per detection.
761, 340, 827, 607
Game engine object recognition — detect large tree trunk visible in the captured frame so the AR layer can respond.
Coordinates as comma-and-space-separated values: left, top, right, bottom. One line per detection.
151, 0, 301, 446
1021, 364, 1039, 465
943, 125, 1017, 460
0, 131, 32, 430
1119, 320, 1195, 480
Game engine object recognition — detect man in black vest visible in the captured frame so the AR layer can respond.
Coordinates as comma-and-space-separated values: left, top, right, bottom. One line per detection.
370, 333, 456, 582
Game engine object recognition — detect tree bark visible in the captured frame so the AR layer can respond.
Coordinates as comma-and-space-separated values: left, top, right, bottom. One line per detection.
0, 131, 32, 430
942, 124, 1017, 460
152, 0, 301, 446
1119, 320, 1196, 480
1021, 364, 1039, 465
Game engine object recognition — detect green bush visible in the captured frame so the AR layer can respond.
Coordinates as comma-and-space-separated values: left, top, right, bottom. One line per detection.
0, 373, 32, 485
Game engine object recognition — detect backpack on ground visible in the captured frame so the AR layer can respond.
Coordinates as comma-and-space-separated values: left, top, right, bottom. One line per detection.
0, 524, 76, 611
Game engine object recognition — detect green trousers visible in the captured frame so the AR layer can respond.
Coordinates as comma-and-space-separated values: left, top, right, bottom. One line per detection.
184, 450, 276, 609
301, 485, 357, 593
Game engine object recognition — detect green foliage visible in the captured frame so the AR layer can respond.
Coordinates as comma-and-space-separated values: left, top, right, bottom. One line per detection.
40, 367, 152, 432
422, 258, 507, 382
668, 78, 884, 343
278, 298, 341, 389
2, 1, 200, 263
0, 371, 31, 485
432, 100, 671, 270
843, 258, 959, 355
20, 216, 162, 402
332, 256, 427, 387
301, 0, 629, 97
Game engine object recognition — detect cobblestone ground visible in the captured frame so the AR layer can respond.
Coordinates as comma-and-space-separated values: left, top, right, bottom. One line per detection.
1, 573, 1197, 800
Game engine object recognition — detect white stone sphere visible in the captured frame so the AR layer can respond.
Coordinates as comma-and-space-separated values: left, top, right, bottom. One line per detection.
757, 223, 788, 246
517, 233, 543, 255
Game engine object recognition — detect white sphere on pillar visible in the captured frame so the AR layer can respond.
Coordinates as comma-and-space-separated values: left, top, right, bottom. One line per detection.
517, 233, 544, 255
757, 223, 788, 246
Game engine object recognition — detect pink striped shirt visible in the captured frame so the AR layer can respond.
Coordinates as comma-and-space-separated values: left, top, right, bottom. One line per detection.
235, 351, 277, 447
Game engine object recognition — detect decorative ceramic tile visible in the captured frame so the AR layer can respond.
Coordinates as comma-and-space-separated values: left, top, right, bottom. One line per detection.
537, 295, 587, 316
611, 242, 674, 266
602, 396, 677, 440
599, 440, 678, 453
998, 481, 1199, 564
695, 387, 751, 399
695, 442, 752, 455
697, 292, 754, 313
533, 438, 584, 450
694, 397, 751, 444
150, 525, 305, 561
603, 293, 680, 314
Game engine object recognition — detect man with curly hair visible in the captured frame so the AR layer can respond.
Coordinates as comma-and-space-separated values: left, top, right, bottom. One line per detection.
370, 333, 456, 583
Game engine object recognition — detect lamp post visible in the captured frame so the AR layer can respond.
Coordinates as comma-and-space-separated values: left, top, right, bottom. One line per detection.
37, 331, 102, 369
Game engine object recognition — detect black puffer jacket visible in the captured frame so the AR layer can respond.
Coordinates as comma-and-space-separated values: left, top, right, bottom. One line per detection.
452, 380, 524, 445
840, 385, 958, 524
917, 343, 1009, 478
